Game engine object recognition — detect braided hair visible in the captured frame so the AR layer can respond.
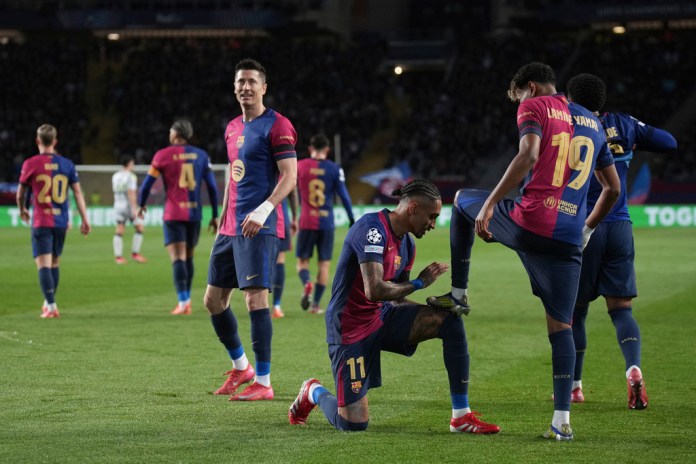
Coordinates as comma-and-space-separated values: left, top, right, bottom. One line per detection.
392, 179, 441, 202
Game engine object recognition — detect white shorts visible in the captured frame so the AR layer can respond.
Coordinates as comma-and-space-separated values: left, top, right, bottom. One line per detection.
114, 207, 143, 226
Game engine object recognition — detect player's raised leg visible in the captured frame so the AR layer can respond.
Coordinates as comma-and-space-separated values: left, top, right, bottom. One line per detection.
428, 190, 490, 315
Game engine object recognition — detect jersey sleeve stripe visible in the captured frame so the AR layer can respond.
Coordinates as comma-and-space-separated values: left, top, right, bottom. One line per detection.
271, 143, 296, 155
519, 121, 543, 138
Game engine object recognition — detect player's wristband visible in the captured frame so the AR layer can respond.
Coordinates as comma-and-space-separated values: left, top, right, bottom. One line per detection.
247, 200, 274, 226
410, 278, 424, 291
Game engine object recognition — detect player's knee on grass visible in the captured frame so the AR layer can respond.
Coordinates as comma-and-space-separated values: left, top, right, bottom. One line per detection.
336, 415, 369, 432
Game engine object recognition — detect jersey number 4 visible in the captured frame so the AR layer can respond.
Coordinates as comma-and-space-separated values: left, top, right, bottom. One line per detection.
551, 132, 595, 190
36, 174, 69, 204
179, 164, 196, 191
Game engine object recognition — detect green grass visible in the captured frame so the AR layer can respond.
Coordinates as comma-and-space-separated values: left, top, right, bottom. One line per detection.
1, 225, 695, 463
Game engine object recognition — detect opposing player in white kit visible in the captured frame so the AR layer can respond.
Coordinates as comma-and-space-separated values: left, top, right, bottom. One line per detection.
112, 155, 147, 264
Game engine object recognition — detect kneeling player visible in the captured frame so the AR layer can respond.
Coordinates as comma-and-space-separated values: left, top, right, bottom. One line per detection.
288, 180, 499, 434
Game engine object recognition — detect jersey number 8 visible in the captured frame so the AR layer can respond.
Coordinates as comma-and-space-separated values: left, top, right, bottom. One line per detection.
551, 132, 595, 190
308, 178, 326, 207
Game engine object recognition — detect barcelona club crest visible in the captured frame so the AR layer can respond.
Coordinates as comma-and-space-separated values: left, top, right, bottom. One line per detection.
394, 255, 402, 268
351, 381, 362, 393
236, 136, 245, 149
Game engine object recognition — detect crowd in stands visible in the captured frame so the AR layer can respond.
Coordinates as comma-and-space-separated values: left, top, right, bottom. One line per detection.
387, 29, 696, 185
0, 37, 87, 182
103, 35, 387, 169
1, 28, 695, 191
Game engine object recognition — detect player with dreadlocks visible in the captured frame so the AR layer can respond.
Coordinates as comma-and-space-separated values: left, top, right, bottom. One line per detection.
288, 179, 500, 434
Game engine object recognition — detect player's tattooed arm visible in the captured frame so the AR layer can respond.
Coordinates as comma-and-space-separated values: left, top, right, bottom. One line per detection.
360, 262, 448, 302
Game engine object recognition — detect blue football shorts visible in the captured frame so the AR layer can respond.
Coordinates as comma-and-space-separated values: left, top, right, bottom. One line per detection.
296, 228, 335, 261
329, 302, 420, 407
207, 234, 280, 290
576, 220, 637, 304
31, 227, 67, 258
163, 220, 201, 248
455, 189, 582, 325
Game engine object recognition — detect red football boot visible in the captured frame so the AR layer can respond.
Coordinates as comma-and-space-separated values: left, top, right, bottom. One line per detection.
214, 364, 255, 396
288, 378, 321, 425
450, 412, 500, 434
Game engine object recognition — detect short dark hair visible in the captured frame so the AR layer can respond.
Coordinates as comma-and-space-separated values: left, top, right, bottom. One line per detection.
508, 62, 556, 101
36, 124, 57, 146
567, 73, 606, 112
171, 119, 194, 141
120, 155, 134, 167
392, 179, 441, 202
235, 58, 266, 82
310, 134, 330, 150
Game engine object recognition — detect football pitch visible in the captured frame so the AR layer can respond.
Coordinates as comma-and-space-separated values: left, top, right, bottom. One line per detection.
1, 225, 695, 463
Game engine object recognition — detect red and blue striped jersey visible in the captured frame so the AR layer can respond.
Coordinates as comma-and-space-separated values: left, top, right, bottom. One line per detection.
219, 108, 297, 238
148, 144, 214, 222
510, 94, 614, 246
297, 158, 354, 230
19, 153, 78, 228
325, 209, 415, 345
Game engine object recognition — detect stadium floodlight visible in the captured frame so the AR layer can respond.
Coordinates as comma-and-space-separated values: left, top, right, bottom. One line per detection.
394, 65, 404, 75
107, 33, 120, 41
612, 26, 626, 34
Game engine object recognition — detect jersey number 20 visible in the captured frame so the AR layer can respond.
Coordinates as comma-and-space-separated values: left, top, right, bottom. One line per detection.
551, 132, 595, 190
36, 174, 69, 204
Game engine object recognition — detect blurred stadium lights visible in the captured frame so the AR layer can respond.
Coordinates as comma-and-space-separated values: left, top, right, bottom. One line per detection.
94, 29, 267, 39
0, 29, 23, 44
394, 65, 403, 75
612, 25, 627, 34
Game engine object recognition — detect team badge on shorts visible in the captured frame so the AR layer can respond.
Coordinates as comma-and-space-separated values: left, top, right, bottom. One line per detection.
366, 228, 382, 244
351, 381, 362, 393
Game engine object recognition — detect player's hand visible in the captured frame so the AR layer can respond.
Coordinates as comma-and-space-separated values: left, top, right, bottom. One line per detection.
19, 208, 30, 223
291, 219, 299, 236
209, 217, 219, 234
241, 214, 262, 238
241, 201, 274, 238
416, 262, 449, 288
475, 203, 495, 241
80, 221, 91, 236
137, 206, 147, 219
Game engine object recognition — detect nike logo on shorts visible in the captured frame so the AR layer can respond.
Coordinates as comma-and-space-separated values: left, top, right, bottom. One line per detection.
246, 274, 259, 280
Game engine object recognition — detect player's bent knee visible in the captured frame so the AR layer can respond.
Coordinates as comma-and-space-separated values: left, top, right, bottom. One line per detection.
335, 415, 369, 432
438, 314, 466, 343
